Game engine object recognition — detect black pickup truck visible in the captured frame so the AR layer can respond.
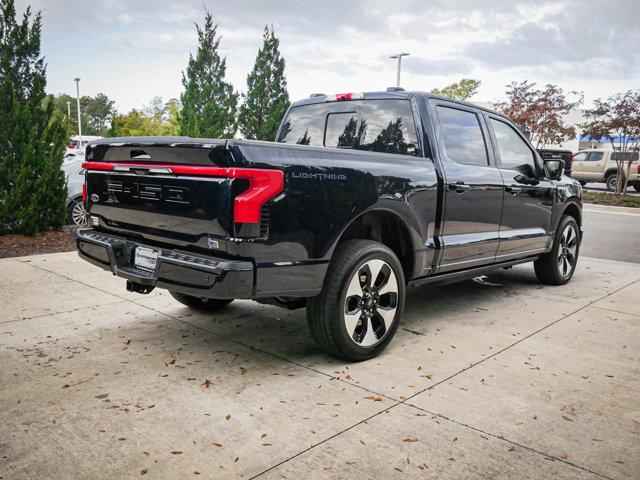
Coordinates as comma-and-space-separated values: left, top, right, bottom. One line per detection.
77, 90, 582, 361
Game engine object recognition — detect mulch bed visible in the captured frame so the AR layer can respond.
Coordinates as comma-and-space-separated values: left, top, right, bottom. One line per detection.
0, 225, 78, 259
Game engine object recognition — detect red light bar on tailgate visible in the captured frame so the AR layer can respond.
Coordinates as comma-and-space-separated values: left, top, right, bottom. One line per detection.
82, 162, 284, 224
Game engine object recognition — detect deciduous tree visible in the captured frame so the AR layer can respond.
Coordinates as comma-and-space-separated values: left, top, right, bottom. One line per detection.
581, 91, 640, 194
179, 11, 237, 138
431, 79, 481, 102
496, 81, 582, 149
238, 25, 289, 141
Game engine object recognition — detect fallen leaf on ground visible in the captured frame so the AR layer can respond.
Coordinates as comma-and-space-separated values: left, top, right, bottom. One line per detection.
562, 415, 574, 422
213, 442, 222, 448
140, 468, 148, 475
171, 450, 183, 455
62, 384, 70, 389
560, 452, 568, 459
365, 396, 382, 402
201, 379, 213, 388
403, 437, 418, 442
225, 414, 231, 420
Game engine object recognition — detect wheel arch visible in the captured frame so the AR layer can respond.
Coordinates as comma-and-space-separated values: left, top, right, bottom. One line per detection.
332, 208, 417, 282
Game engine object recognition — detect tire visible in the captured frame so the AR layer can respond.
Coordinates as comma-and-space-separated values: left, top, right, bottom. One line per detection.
169, 291, 233, 311
578, 180, 587, 187
67, 197, 87, 226
306, 240, 405, 361
605, 173, 617, 192
534, 215, 580, 285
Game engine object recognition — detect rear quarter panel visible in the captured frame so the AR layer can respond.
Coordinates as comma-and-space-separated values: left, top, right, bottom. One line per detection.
227, 141, 438, 291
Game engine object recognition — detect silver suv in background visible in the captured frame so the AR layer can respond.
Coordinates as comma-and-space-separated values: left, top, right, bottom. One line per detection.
62, 150, 87, 225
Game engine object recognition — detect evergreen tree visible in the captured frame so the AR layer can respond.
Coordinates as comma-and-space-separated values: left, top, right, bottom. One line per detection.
0, 0, 68, 234
179, 11, 237, 138
238, 25, 289, 141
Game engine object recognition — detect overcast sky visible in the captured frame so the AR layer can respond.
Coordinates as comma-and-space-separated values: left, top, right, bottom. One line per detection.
17, 0, 640, 113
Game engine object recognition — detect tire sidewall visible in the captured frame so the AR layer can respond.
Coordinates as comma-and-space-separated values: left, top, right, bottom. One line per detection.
550, 216, 580, 284
605, 174, 617, 191
330, 244, 405, 360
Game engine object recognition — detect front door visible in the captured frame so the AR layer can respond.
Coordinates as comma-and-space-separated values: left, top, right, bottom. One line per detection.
485, 115, 554, 259
431, 102, 504, 272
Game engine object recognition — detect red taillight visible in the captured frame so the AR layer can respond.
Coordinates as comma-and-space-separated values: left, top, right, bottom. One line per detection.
82, 182, 87, 202
230, 168, 284, 223
570, 153, 574, 164
637, 163, 640, 174
82, 162, 284, 224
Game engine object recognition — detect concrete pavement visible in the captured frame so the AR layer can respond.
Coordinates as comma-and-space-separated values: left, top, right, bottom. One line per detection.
1, 252, 639, 479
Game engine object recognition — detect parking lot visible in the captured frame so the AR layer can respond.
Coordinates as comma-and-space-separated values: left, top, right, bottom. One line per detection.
1, 247, 639, 479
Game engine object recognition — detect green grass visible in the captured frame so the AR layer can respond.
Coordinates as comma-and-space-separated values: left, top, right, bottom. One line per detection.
583, 191, 640, 208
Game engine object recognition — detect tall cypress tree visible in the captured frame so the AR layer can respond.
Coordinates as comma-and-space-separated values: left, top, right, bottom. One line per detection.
0, 0, 68, 234
179, 11, 238, 138
238, 25, 289, 141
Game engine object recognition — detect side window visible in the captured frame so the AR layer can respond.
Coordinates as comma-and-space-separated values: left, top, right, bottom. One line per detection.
587, 152, 603, 161
436, 106, 488, 166
573, 152, 587, 162
490, 118, 536, 173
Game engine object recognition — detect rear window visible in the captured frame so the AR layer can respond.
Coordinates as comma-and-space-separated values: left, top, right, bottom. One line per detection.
277, 99, 420, 156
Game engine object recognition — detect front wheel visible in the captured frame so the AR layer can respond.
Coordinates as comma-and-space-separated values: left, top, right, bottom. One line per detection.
534, 215, 580, 285
307, 240, 405, 361
169, 291, 233, 311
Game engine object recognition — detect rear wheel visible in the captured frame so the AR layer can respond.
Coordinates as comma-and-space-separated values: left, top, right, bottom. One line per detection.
307, 240, 405, 361
169, 291, 233, 311
605, 173, 617, 191
534, 215, 580, 285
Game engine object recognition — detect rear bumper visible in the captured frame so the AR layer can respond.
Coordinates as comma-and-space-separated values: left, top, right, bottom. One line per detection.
76, 229, 254, 299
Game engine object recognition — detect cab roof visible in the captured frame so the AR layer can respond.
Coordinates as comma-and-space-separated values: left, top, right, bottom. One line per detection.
290, 90, 500, 116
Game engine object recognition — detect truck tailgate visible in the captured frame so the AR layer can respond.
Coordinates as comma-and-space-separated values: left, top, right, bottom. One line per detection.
86, 170, 231, 243
82, 137, 284, 250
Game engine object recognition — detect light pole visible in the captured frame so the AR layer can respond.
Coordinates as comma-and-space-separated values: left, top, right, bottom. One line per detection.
74, 77, 82, 137
389, 52, 410, 87
66, 100, 71, 117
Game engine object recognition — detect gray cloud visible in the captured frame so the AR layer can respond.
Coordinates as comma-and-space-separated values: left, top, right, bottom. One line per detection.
15, 0, 640, 111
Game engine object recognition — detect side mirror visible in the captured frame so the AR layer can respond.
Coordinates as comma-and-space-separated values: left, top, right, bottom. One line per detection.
543, 159, 564, 180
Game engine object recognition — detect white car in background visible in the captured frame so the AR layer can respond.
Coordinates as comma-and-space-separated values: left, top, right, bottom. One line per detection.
62, 149, 87, 225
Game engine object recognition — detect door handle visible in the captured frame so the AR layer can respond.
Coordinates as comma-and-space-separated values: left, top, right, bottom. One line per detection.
505, 186, 522, 195
448, 181, 469, 194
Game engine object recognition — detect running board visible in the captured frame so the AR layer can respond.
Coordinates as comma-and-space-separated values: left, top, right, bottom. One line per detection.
408, 256, 538, 288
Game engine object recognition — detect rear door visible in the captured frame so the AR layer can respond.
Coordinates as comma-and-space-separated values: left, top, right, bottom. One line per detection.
485, 114, 554, 259
430, 101, 504, 272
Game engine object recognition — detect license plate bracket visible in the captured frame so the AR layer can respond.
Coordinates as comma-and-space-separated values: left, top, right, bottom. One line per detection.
134, 246, 159, 271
